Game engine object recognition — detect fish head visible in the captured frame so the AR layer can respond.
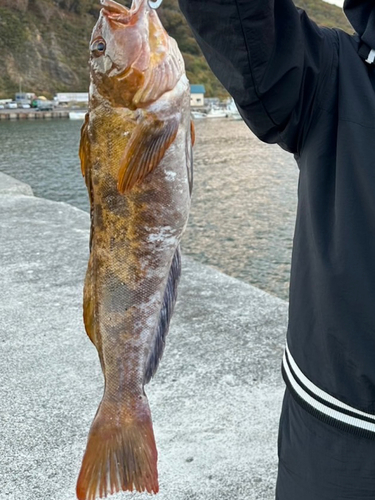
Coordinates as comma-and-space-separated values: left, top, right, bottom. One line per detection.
89, 0, 184, 108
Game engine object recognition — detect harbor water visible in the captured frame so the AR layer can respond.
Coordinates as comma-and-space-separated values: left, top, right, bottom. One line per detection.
0, 118, 298, 300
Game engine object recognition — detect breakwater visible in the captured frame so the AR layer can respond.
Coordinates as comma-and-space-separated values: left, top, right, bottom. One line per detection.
0, 109, 70, 120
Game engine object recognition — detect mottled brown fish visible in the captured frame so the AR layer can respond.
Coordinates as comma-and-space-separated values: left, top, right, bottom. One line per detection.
76, 0, 193, 498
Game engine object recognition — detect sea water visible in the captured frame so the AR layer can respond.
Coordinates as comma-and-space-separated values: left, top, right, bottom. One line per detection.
0, 118, 298, 300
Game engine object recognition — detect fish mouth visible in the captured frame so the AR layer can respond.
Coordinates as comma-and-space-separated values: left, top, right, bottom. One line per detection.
101, 0, 131, 22
100, 0, 129, 13
100, 0, 147, 21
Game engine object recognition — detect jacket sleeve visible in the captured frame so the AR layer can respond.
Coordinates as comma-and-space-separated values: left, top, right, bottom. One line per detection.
178, 0, 337, 154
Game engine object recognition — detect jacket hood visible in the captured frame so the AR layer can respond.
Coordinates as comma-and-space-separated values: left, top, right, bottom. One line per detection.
344, 0, 375, 49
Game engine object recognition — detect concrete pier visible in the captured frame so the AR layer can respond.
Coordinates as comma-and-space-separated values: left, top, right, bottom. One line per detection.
0, 172, 287, 500
0, 110, 70, 120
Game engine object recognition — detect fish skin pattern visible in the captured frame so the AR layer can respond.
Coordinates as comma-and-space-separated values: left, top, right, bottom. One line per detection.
76, 1, 193, 498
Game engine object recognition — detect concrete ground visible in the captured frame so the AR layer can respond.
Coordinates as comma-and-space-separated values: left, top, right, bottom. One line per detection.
0, 172, 287, 500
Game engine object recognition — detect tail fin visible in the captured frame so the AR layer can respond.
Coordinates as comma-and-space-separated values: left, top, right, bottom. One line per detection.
76, 400, 159, 500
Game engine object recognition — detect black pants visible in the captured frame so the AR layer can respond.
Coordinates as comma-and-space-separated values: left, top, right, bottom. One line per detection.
276, 390, 375, 500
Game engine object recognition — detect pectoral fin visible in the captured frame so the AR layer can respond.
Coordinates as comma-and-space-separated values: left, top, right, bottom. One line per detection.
79, 113, 90, 178
117, 116, 179, 194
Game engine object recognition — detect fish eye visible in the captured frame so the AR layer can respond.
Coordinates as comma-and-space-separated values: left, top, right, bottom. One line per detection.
91, 39, 106, 57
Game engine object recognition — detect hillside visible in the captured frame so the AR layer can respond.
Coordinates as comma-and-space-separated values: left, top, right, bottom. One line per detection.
0, 0, 352, 99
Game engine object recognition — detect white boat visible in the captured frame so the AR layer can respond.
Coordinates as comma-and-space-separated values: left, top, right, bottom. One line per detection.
69, 111, 86, 120
191, 111, 207, 119
206, 108, 228, 119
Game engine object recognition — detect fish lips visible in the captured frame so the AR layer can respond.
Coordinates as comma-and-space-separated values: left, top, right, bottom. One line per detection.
101, 0, 131, 24
101, 0, 130, 14
100, 0, 149, 24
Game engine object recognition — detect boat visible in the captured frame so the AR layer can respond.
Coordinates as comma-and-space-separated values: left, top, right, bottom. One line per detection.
206, 107, 228, 119
69, 111, 86, 120
191, 111, 207, 119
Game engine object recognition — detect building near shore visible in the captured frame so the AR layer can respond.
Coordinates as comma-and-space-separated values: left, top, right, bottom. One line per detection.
190, 84, 205, 107
15, 93, 35, 105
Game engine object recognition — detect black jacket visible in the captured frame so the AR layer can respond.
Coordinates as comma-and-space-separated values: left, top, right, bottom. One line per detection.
179, 0, 375, 434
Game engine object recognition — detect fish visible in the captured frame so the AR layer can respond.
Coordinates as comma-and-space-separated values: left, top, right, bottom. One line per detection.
76, 0, 193, 498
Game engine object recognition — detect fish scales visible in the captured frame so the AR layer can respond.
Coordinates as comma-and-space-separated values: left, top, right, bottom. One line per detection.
77, 1, 193, 498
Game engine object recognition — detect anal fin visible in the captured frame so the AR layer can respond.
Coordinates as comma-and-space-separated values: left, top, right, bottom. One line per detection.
145, 246, 181, 383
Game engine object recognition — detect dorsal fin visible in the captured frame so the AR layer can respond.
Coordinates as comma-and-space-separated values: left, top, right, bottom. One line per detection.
144, 246, 181, 384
